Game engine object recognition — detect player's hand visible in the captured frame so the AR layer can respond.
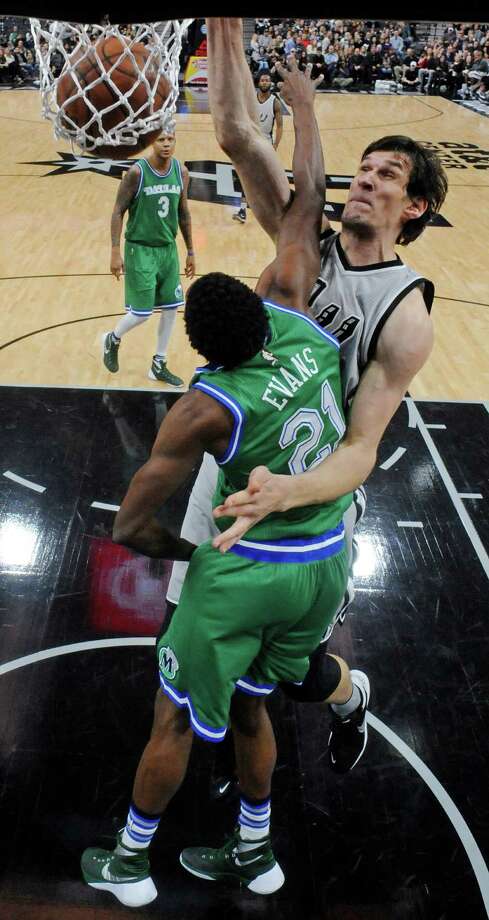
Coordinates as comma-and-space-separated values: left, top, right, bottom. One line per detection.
212, 465, 291, 553
111, 250, 124, 280
185, 252, 196, 278
275, 59, 324, 107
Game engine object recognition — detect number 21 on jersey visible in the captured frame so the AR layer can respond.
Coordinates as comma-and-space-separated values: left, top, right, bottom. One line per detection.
279, 379, 345, 475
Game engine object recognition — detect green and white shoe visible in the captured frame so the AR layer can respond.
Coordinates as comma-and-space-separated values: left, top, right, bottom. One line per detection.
180, 828, 284, 895
148, 356, 184, 387
102, 331, 120, 373
81, 831, 157, 907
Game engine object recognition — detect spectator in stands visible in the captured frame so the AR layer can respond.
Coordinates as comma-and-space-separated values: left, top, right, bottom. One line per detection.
401, 60, 420, 91
390, 28, 404, 54
0, 43, 22, 83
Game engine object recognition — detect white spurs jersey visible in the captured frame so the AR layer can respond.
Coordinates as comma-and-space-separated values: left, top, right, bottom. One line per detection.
308, 230, 434, 409
257, 92, 276, 142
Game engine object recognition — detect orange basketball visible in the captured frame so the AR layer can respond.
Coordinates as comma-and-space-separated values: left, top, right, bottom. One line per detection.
56, 35, 171, 158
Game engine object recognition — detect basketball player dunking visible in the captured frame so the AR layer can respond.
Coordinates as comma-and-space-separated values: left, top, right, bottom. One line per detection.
233, 72, 284, 224
165, 18, 448, 789
103, 130, 195, 386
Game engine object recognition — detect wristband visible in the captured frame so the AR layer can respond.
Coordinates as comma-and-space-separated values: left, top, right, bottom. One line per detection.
187, 250, 195, 255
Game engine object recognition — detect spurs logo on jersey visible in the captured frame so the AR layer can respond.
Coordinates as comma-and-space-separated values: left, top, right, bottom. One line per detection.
257, 93, 276, 142
308, 231, 434, 409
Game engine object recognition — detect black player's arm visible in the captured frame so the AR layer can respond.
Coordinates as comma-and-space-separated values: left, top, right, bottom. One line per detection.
177, 164, 194, 253
112, 389, 233, 558
273, 97, 283, 149
255, 61, 325, 314
110, 164, 140, 247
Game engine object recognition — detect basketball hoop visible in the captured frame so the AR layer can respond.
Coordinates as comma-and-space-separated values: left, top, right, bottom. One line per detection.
29, 19, 193, 156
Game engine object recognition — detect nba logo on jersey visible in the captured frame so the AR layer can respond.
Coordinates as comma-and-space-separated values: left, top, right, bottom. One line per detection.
159, 646, 179, 680
175, 283, 183, 300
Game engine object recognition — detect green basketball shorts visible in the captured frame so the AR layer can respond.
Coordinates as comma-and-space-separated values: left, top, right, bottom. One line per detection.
124, 240, 184, 315
156, 535, 348, 742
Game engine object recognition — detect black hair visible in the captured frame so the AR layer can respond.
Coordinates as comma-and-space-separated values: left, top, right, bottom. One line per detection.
184, 272, 269, 370
361, 135, 448, 244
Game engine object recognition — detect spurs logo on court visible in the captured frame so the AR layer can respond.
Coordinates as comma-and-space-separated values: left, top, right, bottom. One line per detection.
22, 153, 456, 225
159, 645, 179, 680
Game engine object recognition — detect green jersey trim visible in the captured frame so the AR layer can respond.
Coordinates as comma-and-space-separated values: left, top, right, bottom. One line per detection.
263, 300, 340, 350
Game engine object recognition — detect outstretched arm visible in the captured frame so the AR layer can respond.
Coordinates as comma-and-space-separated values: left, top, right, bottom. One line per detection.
255, 61, 325, 312
206, 17, 291, 242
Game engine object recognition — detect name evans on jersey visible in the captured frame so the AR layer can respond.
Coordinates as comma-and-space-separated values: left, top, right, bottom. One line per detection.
262, 347, 319, 411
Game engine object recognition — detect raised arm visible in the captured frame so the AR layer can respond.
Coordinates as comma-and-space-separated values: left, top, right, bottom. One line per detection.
110, 164, 140, 279
255, 60, 325, 312
212, 287, 433, 552
178, 163, 196, 279
206, 17, 291, 242
113, 389, 233, 558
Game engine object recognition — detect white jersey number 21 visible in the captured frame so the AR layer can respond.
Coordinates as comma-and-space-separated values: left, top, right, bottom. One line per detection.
279, 379, 345, 475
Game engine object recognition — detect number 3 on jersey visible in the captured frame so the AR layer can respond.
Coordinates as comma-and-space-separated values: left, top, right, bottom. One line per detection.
158, 195, 169, 219
279, 379, 345, 475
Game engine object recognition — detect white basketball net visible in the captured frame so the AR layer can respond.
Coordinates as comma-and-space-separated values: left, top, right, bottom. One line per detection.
29, 19, 193, 155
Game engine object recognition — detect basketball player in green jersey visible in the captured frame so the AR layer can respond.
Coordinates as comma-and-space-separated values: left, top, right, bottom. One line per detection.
81, 61, 377, 907
103, 130, 195, 386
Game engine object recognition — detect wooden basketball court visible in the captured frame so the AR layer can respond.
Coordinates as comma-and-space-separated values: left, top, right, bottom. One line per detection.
1, 88, 488, 398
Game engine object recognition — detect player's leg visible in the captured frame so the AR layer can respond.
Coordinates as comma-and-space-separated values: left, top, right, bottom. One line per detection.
149, 244, 184, 386
206, 17, 290, 242
81, 689, 193, 908
102, 241, 153, 373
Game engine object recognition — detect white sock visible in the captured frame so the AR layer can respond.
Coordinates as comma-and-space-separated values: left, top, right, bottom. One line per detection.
113, 312, 149, 339
331, 682, 361, 717
155, 309, 178, 360
238, 796, 271, 850
117, 803, 161, 853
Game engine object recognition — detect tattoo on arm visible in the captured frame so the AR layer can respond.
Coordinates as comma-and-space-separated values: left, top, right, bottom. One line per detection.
111, 167, 139, 247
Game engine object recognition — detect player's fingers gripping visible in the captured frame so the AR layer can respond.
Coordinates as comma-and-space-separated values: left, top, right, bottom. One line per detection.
212, 516, 256, 553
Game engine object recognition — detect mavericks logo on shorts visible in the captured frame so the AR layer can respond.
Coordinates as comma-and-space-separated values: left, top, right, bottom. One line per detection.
159, 645, 179, 680
175, 283, 183, 300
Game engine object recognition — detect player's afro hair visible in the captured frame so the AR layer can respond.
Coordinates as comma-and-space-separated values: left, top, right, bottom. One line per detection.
184, 272, 270, 370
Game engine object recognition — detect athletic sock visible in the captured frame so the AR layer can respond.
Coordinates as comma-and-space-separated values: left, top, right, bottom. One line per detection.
155, 309, 177, 359
237, 795, 271, 850
331, 682, 362, 718
118, 802, 162, 853
111, 332, 120, 343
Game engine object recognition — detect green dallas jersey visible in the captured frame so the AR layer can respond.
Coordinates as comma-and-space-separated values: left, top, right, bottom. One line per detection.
125, 157, 183, 247
191, 301, 353, 562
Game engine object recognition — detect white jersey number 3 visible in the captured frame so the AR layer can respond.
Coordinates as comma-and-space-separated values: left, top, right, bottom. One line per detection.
158, 195, 169, 219
279, 380, 345, 475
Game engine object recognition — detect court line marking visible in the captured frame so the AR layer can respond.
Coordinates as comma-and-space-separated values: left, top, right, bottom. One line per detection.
368, 712, 489, 918
91, 501, 120, 511
0, 639, 486, 916
3, 470, 46, 493
484, 403, 489, 415
459, 493, 483, 500
425, 424, 447, 429
409, 398, 489, 580
397, 520, 423, 528
380, 446, 406, 470
0, 382, 187, 393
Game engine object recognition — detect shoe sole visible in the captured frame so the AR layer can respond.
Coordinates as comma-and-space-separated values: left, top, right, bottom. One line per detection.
101, 332, 118, 373
87, 877, 157, 907
148, 368, 184, 386
179, 854, 284, 895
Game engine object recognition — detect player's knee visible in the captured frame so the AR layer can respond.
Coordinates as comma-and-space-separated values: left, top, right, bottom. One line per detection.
280, 647, 343, 703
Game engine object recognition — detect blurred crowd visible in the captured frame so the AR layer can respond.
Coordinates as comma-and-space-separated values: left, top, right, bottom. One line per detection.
1, 15, 488, 104
247, 19, 489, 101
